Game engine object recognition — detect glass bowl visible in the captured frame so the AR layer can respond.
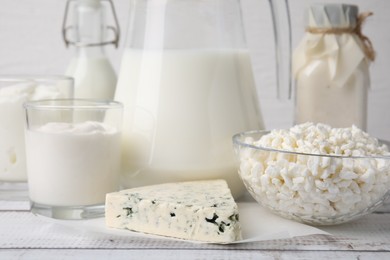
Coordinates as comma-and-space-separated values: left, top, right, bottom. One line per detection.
233, 130, 390, 225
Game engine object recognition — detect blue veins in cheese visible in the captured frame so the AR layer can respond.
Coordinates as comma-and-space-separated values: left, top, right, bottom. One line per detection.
105, 179, 242, 243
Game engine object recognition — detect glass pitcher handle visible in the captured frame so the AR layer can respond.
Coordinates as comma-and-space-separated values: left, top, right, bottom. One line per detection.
269, 0, 292, 100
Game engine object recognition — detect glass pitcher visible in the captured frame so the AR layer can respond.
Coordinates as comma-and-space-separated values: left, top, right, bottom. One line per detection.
116, 0, 291, 197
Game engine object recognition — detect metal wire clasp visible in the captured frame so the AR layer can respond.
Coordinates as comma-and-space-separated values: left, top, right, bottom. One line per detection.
62, 0, 120, 48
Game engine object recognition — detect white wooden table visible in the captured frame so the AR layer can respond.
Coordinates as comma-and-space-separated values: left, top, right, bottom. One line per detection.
1, 196, 390, 259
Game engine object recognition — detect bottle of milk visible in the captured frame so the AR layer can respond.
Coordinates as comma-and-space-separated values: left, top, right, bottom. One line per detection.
293, 4, 375, 131
63, 0, 119, 99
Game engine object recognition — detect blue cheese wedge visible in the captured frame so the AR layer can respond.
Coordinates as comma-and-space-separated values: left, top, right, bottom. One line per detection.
105, 179, 242, 243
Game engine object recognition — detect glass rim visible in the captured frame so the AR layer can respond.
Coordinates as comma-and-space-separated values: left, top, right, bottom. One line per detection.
232, 130, 390, 160
23, 99, 123, 110
0, 75, 73, 83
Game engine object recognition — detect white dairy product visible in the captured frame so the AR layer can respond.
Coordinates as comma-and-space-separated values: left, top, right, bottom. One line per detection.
237, 123, 390, 224
0, 84, 65, 182
116, 48, 263, 197
66, 56, 117, 99
293, 5, 371, 130
294, 52, 369, 129
105, 179, 241, 243
25, 121, 121, 206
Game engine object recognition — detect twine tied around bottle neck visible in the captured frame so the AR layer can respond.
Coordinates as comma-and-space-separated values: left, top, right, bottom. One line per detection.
306, 12, 375, 61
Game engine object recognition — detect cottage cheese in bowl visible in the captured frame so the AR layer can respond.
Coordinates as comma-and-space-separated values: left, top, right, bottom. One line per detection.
233, 123, 390, 225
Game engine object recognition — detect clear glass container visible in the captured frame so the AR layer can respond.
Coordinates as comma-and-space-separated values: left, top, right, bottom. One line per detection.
293, 4, 370, 130
63, 0, 119, 100
0, 75, 73, 201
24, 99, 122, 219
116, 0, 291, 197
233, 130, 390, 225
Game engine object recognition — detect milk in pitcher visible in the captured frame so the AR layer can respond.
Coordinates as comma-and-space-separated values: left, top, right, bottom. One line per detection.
116, 48, 264, 197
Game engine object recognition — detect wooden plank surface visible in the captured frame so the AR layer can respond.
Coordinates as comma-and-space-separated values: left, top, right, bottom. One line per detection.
1, 198, 389, 258
1, 211, 390, 251
1, 249, 390, 260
